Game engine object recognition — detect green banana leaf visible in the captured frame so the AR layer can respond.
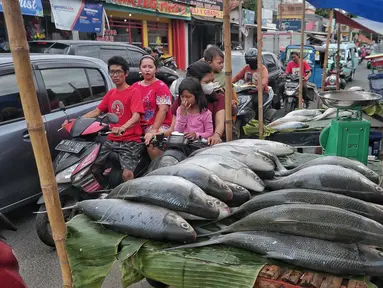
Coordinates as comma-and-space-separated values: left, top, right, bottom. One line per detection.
66, 214, 377, 288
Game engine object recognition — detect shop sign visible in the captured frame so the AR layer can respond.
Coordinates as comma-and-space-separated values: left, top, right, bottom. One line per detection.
189, 0, 223, 18
242, 9, 254, 25
105, 0, 191, 18
50, 0, 103, 33
97, 29, 117, 41
0, 0, 43, 17
275, 19, 302, 31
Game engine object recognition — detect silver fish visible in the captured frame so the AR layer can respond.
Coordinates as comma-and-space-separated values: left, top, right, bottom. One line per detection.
268, 115, 312, 127
276, 156, 380, 184
270, 121, 309, 131
146, 164, 233, 201
223, 181, 251, 207
221, 189, 383, 224
180, 154, 265, 192
167, 231, 383, 276
284, 109, 322, 117
178, 196, 231, 221
107, 175, 220, 219
199, 204, 383, 246
265, 165, 383, 203
75, 199, 196, 243
312, 107, 337, 121
215, 139, 294, 157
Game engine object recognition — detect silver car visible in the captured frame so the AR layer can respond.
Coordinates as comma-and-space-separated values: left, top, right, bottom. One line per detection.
0, 54, 114, 213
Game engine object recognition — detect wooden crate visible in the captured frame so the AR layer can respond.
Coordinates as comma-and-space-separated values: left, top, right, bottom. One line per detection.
254, 265, 368, 288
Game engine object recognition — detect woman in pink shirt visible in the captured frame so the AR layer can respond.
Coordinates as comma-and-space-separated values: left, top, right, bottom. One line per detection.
174, 77, 214, 139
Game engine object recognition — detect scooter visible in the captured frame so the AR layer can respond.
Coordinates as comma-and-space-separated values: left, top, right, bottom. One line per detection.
324, 62, 346, 91
153, 47, 178, 71
234, 80, 277, 138
35, 102, 164, 247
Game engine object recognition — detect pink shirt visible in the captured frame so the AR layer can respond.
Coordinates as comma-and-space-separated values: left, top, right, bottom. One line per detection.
175, 107, 214, 139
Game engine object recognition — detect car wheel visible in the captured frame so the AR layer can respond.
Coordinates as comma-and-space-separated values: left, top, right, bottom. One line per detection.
36, 197, 77, 247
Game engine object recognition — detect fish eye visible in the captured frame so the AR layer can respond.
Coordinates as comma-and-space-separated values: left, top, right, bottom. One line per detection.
207, 200, 214, 206
376, 186, 383, 192
214, 200, 221, 205
181, 222, 190, 229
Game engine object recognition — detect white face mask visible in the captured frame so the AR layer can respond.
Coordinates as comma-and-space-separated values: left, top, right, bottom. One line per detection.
201, 82, 218, 95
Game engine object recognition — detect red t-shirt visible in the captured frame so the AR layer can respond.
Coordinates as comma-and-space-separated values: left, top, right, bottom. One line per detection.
171, 92, 225, 128
286, 60, 311, 81
0, 241, 27, 288
97, 86, 144, 142
131, 80, 173, 129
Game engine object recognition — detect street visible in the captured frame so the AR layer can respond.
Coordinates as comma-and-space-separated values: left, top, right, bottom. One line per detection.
1, 62, 372, 288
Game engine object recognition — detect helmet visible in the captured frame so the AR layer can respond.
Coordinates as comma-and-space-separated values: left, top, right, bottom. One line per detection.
143, 47, 152, 55
245, 48, 258, 64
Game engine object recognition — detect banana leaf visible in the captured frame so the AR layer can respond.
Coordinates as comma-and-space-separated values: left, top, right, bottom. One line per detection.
66, 214, 378, 288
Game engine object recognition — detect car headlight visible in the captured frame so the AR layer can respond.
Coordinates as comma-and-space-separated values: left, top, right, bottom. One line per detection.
56, 163, 79, 184
329, 76, 336, 84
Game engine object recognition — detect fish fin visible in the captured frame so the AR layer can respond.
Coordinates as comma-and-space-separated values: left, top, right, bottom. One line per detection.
194, 226, 216, 235
272, 218, 299, 224
164, 237, 222, 251
229, 151, 246, 156
196, 230, 224, 238
93, 220, 113, 226
265, 251, 294, 261
218, 163, 235, 170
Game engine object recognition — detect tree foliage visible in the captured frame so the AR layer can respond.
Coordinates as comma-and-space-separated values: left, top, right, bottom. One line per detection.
242, 0, 262, 14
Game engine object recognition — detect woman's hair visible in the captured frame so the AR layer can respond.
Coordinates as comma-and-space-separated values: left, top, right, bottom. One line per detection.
178, 77, 208, 112
139, 55, 158, 67
186, 61, 212, 81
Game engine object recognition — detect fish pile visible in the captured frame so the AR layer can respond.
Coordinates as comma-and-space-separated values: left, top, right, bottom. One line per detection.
69, 138, 383, 276
267, 108, 356, 131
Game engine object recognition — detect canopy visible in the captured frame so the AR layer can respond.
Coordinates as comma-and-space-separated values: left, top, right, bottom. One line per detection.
334, 10, 375, 34
353, 18, 383, 35
307, 0, 383, 23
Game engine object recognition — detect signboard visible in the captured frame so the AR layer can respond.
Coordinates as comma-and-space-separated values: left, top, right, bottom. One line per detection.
50, 0, 103, 33
261, 8, 273, 27
242, 9, 255, 25
189, 0, 223, 18
105, 0, 191, 19
0, 0, 43, 17
275, 20, 302, 31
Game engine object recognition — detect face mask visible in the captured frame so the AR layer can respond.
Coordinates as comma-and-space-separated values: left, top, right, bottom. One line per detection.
249, 61, 258, 70
201, 82, 218, 95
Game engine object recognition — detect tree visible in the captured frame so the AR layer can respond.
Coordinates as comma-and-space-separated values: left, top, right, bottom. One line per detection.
242, 0, 262, 14
315, 8, 356, 18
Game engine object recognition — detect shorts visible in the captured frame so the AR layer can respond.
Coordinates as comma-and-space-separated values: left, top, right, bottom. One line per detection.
95, 140, 143, 172
143, 125, 170, 134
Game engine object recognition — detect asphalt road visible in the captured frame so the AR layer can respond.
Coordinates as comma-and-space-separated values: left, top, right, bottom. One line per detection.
1, 62, 372, 288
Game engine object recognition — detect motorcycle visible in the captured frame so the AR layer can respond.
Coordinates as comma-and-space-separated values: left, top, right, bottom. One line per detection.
153, 47, 178, 71
234, 80, 277, 138
281, 74, 306, 113
35, 102, 164, 247
324, 62, 346, 91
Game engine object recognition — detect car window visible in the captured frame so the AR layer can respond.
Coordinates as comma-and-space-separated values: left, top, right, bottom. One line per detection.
41, 68, 92, 109
29, 42, 70, 54
100, 48, 128, 63
0, 73, 24, 123
264, 54, 278, 72
77, 46, 100, 59
86, 69, 107, 99
129, 49, 145, 66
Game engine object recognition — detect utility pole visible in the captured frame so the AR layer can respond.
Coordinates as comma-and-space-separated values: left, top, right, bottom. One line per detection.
257, 0, 264, 137
298, 0, 305, 109
321, 9, 333, 90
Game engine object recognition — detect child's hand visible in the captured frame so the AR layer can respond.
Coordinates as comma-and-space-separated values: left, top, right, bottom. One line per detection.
180, 100, 191, 115
185, 132, 197, 139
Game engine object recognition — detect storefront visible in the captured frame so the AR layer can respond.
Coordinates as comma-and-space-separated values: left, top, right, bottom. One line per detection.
188, 0, 224, 62
103, 0, 190, 69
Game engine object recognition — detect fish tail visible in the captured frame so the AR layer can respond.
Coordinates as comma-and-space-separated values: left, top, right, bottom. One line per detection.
33, 204, 77, 214
164, 237, 222, 251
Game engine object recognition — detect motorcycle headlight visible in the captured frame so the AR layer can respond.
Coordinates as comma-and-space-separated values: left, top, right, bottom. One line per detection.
329, 76, 336, 84
285, 90, 295, 96
56, 163, 79, 184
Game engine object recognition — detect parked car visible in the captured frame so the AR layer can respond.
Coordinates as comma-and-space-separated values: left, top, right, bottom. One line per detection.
231, 50, 284, 108
28, 40, 179, 86
0, 54, 114, 213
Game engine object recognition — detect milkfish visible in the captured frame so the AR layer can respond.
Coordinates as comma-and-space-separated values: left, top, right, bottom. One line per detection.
215, 139, 295, 157
284, 109, 322, 118
218, 189, 383, 224
198, 204, 383, 247
73, 199, 196, 243
268, 115, 313, 127
312, 107, 337, 121
167, 231, 383, 276
107, 175, 220, 220
276, 156, 380, 184
223, 181, 251, 207
265, 165, 383, 203
270, 121, 309, 131
146, 164, 233, 202
178, 196, 231, 221
179, 154, 265, 192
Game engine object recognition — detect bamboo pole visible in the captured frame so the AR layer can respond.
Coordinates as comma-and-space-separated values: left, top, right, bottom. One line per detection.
257, 0, 264, 137
223, 0, 233, 141
336, 22, 341, 90
298, 0, 305, 109
321, 9, 333, 90
2, 1, 72, 287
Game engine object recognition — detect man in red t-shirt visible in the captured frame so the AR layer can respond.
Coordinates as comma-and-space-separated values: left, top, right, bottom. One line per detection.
279, 51, 312, 103
78, 56, 144, 182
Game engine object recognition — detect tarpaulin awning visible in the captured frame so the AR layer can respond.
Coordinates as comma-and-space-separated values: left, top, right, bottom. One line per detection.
353, 18, 383, 35
307, 0, 383, 23
334, 10, 376, 34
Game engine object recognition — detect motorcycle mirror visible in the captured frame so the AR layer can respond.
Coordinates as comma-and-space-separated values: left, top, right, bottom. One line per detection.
106, 113, 119, 124
59, 101, 66, 111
